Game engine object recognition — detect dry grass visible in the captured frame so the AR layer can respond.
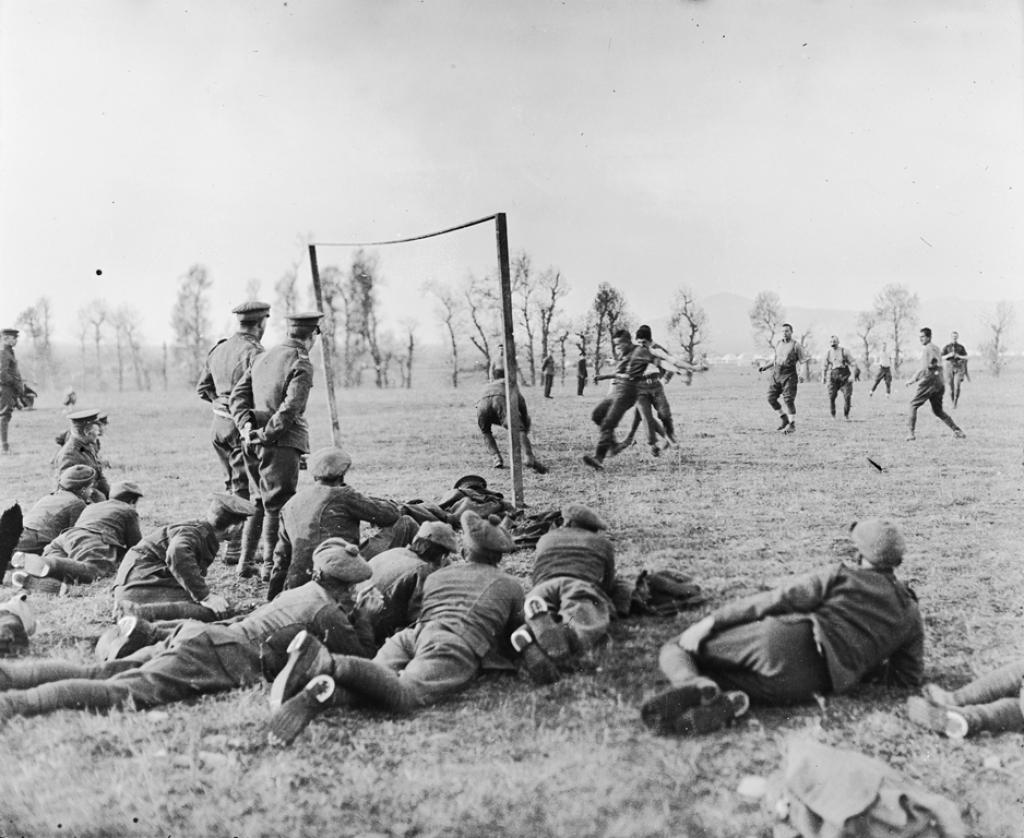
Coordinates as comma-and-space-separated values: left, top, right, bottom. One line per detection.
0, 363, 1022, 837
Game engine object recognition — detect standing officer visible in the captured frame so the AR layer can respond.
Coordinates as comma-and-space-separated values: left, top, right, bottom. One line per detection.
230, 311, 323, 580
906, 327, 965, 441
0, 327, 24, 455
758, 323, 808, 435
821, 335, 859, 420
576, 353, 587, 396
869, 342, 893, 397
196, 301, 270, 567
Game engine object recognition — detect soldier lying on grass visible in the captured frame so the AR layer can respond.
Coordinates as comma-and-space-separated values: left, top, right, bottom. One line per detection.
0, 539, 374, 724
265, 509, 524, 746
512, 502, 617, 685
641, 518, 924, 736
13, 481, 144, 589
14, 466, 96, 555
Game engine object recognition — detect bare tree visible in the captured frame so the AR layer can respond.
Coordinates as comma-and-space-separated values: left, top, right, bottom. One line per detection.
464, 272, 501, 377
591, 283, 628, 376
398, 318, 416, 389
170, 264, 212, 385
872, 284, 919, 374
536, 268, 568, 364
15, 297, 55, 386
980, 300, 1015, 376
511, 252, 540, 384
749, 290, 784, 352
798, 325, 815, 383
78, 300, 109, 388
854, 310, 879, 368
318, 265, 345, 386
668, 288, 709, 363
115, 307, 151, 390
425, 280, 462, 388
348, 250, 387, 388
573, 311, 597, 379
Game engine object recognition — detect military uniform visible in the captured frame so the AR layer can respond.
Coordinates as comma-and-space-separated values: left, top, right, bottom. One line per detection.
908, 340, 963, 439
360, 546, 436, 645
585, 337, 649, 467
0, 329, 24, 454
576, 357, 587, 396
55, 422, 110, 500
112, 519, 221, 618
41, 498, 143, 583
270, 483, 401, 595
197, 330, 265, 497
527, 524, 616, 653
0, 579, 373, 720
541, 353, 555, 398
16, 490, 88, 554
230, 312, 321, 577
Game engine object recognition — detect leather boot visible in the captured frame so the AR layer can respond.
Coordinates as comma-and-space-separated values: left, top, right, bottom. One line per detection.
115, 600, 217, 622
222, 529, 242, 566
236, 504, 264, 579
258, 513, 281, 583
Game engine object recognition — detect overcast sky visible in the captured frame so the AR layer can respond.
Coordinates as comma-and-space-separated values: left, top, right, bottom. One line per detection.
1, 0, 1021, 345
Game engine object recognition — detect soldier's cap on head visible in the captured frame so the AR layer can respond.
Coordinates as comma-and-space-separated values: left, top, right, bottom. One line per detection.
232, 300, 271, 323
0, 592, 36, 636
0, 327, 18, 337
849, 518, 905, 569
561, 503, 607, 532
453, 474, 488, 491
309, 446, 352, 479
460, 510, 514, 554
782, 322, 793, 330
312, 537, 372, 583
97, 411, 109, 424
635, 324, 653, 342
68, 408, 100, 425
415, 521, 458, 553
59, 465, 96, 490
110, 481, 144, 501
287, 311, 323, 335
208, 493, 256, 519
612, 328, 631, 342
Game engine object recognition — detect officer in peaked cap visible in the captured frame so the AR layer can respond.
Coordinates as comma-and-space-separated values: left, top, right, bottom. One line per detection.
230, 310, 323, 581
0, 327, 24, 454
55, 409, 109, 500
196, 301, 272, 570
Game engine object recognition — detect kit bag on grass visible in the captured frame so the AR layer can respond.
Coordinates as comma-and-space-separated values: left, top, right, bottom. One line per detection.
766, 738, 965, 838
629, 568, 707, 617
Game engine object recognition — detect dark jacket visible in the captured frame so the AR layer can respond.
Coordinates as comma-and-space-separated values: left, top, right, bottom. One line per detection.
113, 520, 220, 603
531, 528, 616, 593
229, 339, 313, 452
196, 332, 264, 412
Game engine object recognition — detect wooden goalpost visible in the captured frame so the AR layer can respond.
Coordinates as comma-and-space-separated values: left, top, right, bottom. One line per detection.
307, 212, 525, 507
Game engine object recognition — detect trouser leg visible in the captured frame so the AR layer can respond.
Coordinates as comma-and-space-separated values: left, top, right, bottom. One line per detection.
958, 697, 1024, 736
116, 600, 217, 622
928, 392, 961, 433
331, 655, 416, 714
481, 429, 502, 466
950, 660, 1024, 706
43, 555, 107, 584
0, 415, 10, 449
843, 382, 852, 417
259, 512, 281, 582
237, 502, 264, 578
0, 658, 134, 689
0, 680, 132, 719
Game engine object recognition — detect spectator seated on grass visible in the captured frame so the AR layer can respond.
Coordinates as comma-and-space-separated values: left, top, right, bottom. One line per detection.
0, 539, 374, 724
512, 502, 617, 685
267, 446, 409, 599
14, 465, 96, 554
641, 518, 924, 737
265, 510, 525, 746
357, 520, 459, 646
110, 494, 254, 622
13, 482, 144, 590
54, 409, 110, 501
907, 660, 1024, 739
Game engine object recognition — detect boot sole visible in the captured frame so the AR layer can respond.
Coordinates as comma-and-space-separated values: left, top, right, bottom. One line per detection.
269, 632, 325, 710
640, 682, 721, 735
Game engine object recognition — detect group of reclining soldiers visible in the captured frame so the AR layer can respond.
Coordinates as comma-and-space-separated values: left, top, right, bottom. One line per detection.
1, 448, 1021, 746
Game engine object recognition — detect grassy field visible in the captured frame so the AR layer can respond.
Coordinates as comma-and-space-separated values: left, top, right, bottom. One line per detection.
0, 363, 1022, 838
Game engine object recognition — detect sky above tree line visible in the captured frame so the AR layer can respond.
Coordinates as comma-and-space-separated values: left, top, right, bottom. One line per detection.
1, 0, 1021, 348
